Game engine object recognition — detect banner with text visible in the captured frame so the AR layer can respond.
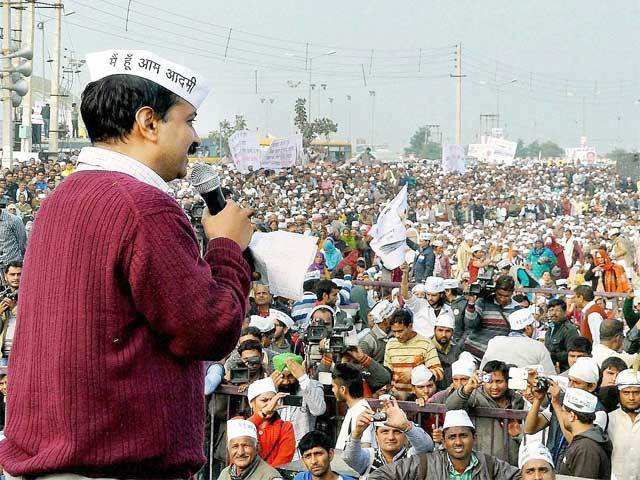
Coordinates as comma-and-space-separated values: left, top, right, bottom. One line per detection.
228, 130, 261, 174
442, 144, 466, 173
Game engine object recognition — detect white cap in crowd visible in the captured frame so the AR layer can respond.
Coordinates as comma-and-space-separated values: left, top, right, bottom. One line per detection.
567, 357, 600, 384
518, 441, 554, 469
451, 359, 475, 378
419, 232, 431, 241
270, 309, 294, 329
411, 364, 434, 386
615, 369, 640, 390
412, 283, 428, 295
249, 315, 276, 333
247, 377, 276, 402
442, 279, 460, 290
370, 300, 396, 324
434, 309, 456, 330
563, 387, 598, 413
227, 419, 258, 443
507, 308, 536, 331
425, 276, 445, 293
442, 410, 475, 431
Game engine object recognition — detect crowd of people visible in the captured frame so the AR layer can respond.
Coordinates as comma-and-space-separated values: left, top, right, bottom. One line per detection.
0, 152, 640, 480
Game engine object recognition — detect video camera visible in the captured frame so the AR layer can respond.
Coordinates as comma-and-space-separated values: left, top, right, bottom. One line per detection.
305, 325, 329, 344
188, 200, 205, 222
228, 356, 262, 385
468, 266, 497, 298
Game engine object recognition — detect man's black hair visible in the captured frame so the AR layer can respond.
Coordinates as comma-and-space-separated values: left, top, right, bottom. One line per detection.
389, 309, 413, 326
547, 298, 567, 311
4, 260, 22, 274
495, 275, 515, 292
316, 279, 339, 301
240, 326, 263, 340
564, 406, 596, 425
482, 360, 509, 379
333, 362, 363, 399
81, 75, 181, 144
567, 336, 592, 355
303, 279, 318, 293
298, 430, 334, 456
237, 340, 262, 356
574, 285, 595, 302
601, 356, 627, 374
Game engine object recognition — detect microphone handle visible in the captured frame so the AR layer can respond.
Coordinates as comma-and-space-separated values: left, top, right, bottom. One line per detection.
201, 188, 227, 215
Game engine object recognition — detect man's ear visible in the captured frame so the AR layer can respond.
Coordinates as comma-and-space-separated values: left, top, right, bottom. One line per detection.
134, 106, 160, 142
328, 448, 334, 462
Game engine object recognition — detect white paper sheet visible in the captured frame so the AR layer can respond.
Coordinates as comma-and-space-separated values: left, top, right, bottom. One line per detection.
249, 231, 318, 300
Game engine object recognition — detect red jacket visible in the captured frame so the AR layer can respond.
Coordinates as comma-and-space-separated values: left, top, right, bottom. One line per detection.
580, 303, 607, 342
0, 172, 252, 478
249, 413, 295, 467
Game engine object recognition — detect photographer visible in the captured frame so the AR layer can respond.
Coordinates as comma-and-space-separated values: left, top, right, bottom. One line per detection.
224, 340, 270, 388
344, 397, 434, 476
446, 360, 525, 465
544, 298, 580, 373
464, 274, 521, 353
0, 260, 21, 363
271, 353, 327, 448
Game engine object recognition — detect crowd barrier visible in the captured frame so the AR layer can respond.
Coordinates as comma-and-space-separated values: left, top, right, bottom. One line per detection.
206, 385, 529, 478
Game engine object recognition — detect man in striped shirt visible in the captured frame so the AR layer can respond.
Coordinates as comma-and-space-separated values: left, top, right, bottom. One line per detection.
0, 207, 27, 266
384, 309, 443, 400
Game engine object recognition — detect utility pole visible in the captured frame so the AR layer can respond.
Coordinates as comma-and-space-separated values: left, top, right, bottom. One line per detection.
49, 1, 62, 159
21, 0, 35, 152
2, 0, 13, 168
451, 43, 464, 145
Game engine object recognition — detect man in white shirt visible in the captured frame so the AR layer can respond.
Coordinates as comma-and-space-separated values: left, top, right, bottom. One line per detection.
480, 308, 555, 375
332, 363, 374, 450
591, 319, 637, 368
608, 369, 640, 480
402, 274, 453, 339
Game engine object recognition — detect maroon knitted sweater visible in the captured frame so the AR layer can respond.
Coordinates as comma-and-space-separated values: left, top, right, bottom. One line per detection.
0, 171, 251, 478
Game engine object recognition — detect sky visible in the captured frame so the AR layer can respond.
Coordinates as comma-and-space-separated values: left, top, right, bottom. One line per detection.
28, 0, 640, 153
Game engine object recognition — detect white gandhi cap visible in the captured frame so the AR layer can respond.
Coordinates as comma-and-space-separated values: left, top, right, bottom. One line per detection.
616, 369, 640, 390
247, 377, 276, 403
563, 387, 598, 413
411, 364, 434, 386
227, 419, 257, 443
442, 410, 475, 430
518, 441, 554, 469
86, 49, 211, 108
451, 359, 475, 378
567, 357, 600, 384
434, 309, 456, 330
507, 308, 536, 331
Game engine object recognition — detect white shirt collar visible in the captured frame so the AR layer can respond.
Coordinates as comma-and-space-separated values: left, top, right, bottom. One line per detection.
76, 146, 171, 194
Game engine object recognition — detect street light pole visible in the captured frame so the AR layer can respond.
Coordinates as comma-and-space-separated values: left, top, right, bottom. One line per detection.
306, 50, 335, 121
21, 0, 35, 152
49, 1, 62, 159
2, 0, 13, 168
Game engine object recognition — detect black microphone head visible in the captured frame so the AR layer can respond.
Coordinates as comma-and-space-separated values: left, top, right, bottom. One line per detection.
190, 163, 220, 195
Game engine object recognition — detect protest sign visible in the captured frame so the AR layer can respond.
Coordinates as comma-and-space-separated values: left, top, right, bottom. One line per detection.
467, 143, 488, 160
228, 130, 261, 174
442, 144, 466, 173
486, 137, 517, 165
262, 138, 298, 170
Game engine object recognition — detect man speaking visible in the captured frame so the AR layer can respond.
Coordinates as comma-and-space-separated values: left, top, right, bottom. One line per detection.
0, 50, 253, 479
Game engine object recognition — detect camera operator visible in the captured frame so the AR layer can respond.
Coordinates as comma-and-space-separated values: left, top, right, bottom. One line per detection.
464, 274, 521, 354
0, 260, 21, 364
0, 197, 27, 267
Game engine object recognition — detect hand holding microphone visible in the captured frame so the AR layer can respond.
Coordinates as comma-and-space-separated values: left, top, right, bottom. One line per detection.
190, 163, 254, 251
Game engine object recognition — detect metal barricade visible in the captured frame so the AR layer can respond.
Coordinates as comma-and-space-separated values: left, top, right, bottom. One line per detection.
205, 385, 529, 478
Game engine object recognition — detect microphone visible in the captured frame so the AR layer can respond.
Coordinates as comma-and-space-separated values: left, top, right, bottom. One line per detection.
190, 163, 226, 215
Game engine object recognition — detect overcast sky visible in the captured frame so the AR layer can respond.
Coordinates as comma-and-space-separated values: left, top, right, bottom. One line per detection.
33, 0, 640, 152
